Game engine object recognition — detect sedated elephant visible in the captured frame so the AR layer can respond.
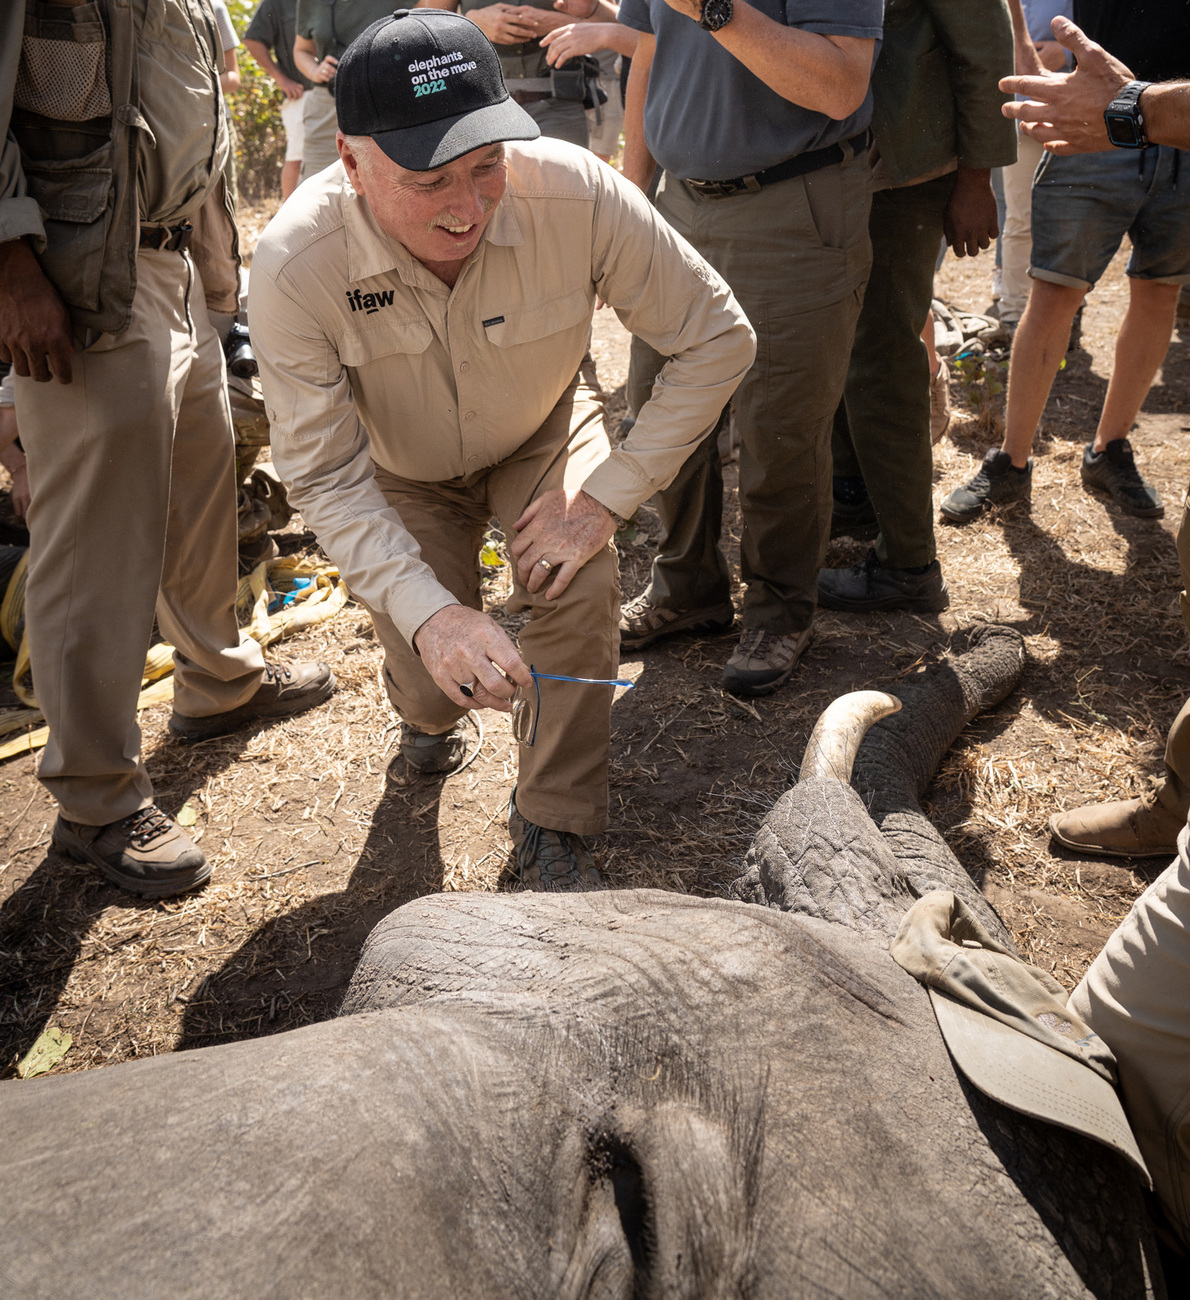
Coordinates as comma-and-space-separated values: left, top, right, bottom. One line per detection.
0, 626, 1164, 1298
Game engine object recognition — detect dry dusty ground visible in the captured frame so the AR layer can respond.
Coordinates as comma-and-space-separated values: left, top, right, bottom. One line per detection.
1, 216, 1188, 1077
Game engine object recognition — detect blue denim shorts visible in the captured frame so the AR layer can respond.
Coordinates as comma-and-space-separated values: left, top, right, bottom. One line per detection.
1030, 145, 1190, 290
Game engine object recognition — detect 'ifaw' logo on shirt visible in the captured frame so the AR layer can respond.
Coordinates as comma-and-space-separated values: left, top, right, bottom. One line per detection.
346, 288, 395, 315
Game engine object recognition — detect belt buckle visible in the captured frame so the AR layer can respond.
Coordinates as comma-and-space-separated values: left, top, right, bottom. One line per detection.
687, 177, 736, 198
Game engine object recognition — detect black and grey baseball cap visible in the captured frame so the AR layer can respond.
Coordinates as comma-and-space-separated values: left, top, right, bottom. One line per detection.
335, 9, 540, 172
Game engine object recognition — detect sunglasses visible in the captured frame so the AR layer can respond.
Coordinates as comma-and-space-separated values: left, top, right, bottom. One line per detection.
512, 666, 636, 747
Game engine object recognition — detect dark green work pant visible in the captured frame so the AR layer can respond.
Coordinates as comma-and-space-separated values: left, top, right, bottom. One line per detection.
628, 154, 872, 634
833, 173, 955, 569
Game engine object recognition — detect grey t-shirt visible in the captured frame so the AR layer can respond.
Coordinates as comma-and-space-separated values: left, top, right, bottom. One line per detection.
617, 0, 883, 180
244, 0, 312, 89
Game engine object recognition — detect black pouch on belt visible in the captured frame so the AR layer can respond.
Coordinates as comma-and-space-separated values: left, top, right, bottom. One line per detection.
550, 60, 588, 101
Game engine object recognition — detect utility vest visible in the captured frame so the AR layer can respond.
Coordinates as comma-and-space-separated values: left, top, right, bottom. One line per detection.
11, 0, 236, 337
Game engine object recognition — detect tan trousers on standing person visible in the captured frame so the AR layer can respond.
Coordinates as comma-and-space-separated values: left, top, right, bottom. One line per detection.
368, 369, 619, 837
299, 86, 341, 184
14, 247, 266, 829
1071, 835, 1190, 1248
998, 129, 1045, 324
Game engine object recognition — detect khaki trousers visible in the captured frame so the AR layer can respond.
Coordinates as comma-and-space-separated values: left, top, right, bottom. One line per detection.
14, 248, 265, 827
299, 87, 340, 185
1071, 836, 1190, 1246
999, 129, 1044, 323
367, 368, 618, 836
627, 155, 871, 633
1152, 485, 1190, 820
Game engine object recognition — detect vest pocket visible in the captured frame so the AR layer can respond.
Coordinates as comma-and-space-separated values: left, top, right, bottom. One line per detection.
16, 3, 112, 123
24, 145, 114, 314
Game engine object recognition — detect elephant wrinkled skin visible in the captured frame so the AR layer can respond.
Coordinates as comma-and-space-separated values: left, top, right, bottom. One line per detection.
0, 627, 1164, 1298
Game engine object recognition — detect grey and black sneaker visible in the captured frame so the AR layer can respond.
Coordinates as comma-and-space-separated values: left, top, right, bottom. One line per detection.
170, 661, 335, 741
619, 591, 735, 652
52, 804, 210, 897
830, 476, 878, 540
1080, 439, 1164, 518
508, 790, 604, 891
392, 718, 471, 778
817, 550, 949, 614
940, 449, 1032, 524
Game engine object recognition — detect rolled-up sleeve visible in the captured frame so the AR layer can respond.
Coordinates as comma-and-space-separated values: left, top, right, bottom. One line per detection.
580, 164, 755, 519
0, 6, 46, 250
250, 255, 459, 648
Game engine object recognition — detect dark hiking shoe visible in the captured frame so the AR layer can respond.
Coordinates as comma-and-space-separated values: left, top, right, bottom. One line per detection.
1049, 791, 1184, 859
52, 805, 209, 897
1081, 439, 1164, 518
721, 627, 812, 698
170, 661, 335, 741
817, 550, 950, 614
508, 790, 604, 891
619, 591, 734, 652
391, 718, 471, 778
940, 449, 1032, 523
830, 476, 878, 540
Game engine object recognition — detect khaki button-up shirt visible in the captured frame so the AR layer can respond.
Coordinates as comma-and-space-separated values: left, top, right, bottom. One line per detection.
250, 139, 755, 647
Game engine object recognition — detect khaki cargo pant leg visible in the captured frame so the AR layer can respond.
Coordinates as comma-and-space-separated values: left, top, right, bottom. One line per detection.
1070, 836, 1190, 1246
299, 87, 340, 184
371, 368, 618, 835
15, 249, 265, 827
520, 96, 589, 149
630, 156, 871, 633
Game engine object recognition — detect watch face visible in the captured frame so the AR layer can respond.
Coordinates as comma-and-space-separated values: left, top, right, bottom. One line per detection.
699, 0, 731, 29
1105, 111, 1142, 148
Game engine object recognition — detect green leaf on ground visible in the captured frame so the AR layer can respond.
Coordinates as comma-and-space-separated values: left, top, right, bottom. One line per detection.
480, 545, 505, 568
17, 1026, 73, 1078
177, 802, 198, 826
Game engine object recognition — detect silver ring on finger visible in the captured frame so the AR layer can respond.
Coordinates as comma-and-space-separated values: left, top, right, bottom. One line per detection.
459, 681, 477, 698
537, 557, 552, 572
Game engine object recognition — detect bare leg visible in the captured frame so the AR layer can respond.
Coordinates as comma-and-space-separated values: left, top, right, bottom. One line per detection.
281, 159, 301, 201
1001, 279, 1086, 467
1093, 278, 1181, 450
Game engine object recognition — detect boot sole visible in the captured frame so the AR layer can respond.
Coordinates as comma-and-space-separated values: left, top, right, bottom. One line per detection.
721, 666, 794, 699
817, 585, 950, 615
51, 827, 211, 897
169, 672, 337, 742
620, 607, 735, 652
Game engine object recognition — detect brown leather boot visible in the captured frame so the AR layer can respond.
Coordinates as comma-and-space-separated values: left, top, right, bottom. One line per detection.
52, 805, 209, 896
1048, 792, 1186, 859
170, 661, 335, 741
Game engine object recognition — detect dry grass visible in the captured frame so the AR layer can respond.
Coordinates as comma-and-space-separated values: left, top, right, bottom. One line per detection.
2, 220, 1187, 1076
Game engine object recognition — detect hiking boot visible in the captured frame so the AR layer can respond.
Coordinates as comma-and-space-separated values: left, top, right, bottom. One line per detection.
1081, 439, 1164, 518
721, 627, 812, 698
508, 790, 604, 891
930, 361, 952, 444
1049, 792, 1184, 859
830, 476, 878, 540
170, 661, 336, 741
817, 550, 949, 614
619, 591, 734, 652
940, 449, 1032, 524
391, 718, 471, 778
52, 805, 210, 897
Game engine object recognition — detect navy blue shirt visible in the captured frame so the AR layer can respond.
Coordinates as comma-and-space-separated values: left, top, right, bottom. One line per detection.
618, 0, 884, 180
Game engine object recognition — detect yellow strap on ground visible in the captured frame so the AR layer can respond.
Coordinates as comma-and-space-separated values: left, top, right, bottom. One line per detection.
0, 557, 349, 760
0, 551, 27, 652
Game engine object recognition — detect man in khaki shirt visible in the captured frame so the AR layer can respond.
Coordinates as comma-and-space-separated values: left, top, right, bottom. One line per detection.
251, 9, 754, 888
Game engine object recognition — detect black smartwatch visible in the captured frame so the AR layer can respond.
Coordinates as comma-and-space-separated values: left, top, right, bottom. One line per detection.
697, 0, 732, 31
1104, 80, 1152, 149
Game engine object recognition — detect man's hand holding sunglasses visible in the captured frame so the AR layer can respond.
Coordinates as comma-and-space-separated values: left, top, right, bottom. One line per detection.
413, 605, 533, 713
510, 488, 617, 600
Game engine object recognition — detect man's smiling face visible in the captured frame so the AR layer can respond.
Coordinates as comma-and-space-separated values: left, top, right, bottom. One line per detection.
339, 136, 507, 280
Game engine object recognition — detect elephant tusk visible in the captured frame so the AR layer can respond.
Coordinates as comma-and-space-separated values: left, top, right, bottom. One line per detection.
800, 690, 902, 784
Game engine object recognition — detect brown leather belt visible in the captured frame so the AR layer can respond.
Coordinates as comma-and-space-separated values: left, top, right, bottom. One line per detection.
139, 222, 193, 252
510, 89, 553, 105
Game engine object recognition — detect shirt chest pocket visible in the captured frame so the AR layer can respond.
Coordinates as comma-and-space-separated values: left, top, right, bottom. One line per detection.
481, 288, 592, 350
338, 318, 434, 368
